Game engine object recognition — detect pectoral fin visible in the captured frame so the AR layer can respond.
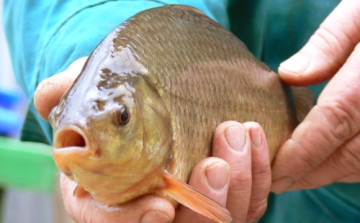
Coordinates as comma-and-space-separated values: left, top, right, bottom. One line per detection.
73, 185, 87, 197
161, 171, 231, 223
292, 86, 314, 122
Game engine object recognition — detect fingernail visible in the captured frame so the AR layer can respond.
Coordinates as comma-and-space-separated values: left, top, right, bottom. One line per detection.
250, 127, 262, 148
141, 211, 171, 223
280, 54, 310, 75
225, 124, 246, 151
205, 163, 230, 190
271, 176, 295, 193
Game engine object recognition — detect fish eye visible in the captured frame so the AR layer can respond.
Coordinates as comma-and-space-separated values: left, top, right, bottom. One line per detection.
114, 104, 130, 125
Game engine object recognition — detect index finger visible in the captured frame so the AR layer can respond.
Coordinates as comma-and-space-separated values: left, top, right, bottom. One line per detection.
271, 43, 360, 193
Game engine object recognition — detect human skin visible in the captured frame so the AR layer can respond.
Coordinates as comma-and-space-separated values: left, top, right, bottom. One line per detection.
271, 0, 360, 193
34, 58, 272, 223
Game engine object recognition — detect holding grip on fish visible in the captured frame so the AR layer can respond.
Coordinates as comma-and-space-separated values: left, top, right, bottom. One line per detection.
44, 5, 312, 223
272, 0, 360, 193
52, 121, 272, 223
36, 58, 273, 223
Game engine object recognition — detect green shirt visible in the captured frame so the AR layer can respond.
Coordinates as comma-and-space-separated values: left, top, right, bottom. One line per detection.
4, 0, 360, 222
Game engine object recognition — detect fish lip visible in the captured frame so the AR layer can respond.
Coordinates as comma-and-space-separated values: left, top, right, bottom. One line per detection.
52, 125, 96, 156
52, 125, 100, 177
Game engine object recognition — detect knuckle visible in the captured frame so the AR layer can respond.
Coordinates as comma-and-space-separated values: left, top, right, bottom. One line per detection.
229, 169, 252, 191
310, 25, 345, 60
318, 102, 356, 142
254, 161, 271, 178
290, 138, 320, 170
252, 166, 272, 191
338, 140, 360, 172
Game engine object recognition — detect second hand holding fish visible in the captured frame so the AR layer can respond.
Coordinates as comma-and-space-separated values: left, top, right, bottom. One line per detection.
35, 59, 272, 223
272, 0, 360, 193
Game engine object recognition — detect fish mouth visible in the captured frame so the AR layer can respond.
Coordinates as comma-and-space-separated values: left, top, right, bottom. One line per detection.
53, 126, 88, 150
52, 126, 99, 175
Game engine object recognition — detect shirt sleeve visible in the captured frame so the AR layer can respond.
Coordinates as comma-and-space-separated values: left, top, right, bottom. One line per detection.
3, 0, 229, 144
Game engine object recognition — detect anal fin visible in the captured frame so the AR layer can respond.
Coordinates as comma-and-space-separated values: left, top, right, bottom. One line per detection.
161, 171, 231, 223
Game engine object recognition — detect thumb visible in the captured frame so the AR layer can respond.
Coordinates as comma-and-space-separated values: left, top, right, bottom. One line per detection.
34, 57, 88, 120
278, 0, 360, 86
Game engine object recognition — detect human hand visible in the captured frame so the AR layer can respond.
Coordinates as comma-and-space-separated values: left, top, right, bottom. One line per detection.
272, 0, 360, 193
34, 58, 271, 222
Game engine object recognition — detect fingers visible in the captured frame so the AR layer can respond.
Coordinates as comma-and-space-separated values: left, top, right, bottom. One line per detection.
61, 150, 232, 223
212, 121, 271, 223
60, 121, 271, 223
60, 173, 175, 223
212, 121, 252, 223
271, 44, 360, 193
173, 158, 230, 223
338, 173, 360, 183
34, 57, 88, 120
243, 122, 271, 223
283, 131, 360, 190
61, 159, 231, 223
278, 0, 360, 85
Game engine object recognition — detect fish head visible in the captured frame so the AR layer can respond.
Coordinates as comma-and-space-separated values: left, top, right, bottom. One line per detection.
49, 31, 172, 204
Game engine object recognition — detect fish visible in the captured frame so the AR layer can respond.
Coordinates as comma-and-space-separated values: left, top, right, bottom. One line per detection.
49, 5, 312, 223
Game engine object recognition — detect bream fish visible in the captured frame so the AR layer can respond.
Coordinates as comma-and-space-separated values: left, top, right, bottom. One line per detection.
49, 5, 312, 223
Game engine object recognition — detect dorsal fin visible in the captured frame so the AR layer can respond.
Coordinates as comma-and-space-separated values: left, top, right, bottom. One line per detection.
161, 171, 231, 223
292, 87, 314, 122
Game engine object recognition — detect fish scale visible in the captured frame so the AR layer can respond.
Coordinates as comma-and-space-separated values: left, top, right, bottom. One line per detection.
106, 3, 292, 189
49, 5, 309, 223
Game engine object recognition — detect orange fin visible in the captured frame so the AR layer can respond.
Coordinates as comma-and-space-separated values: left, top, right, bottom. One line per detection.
292, 86, 314, 122
162, 171, 231, 223
73, 185, 87, 197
